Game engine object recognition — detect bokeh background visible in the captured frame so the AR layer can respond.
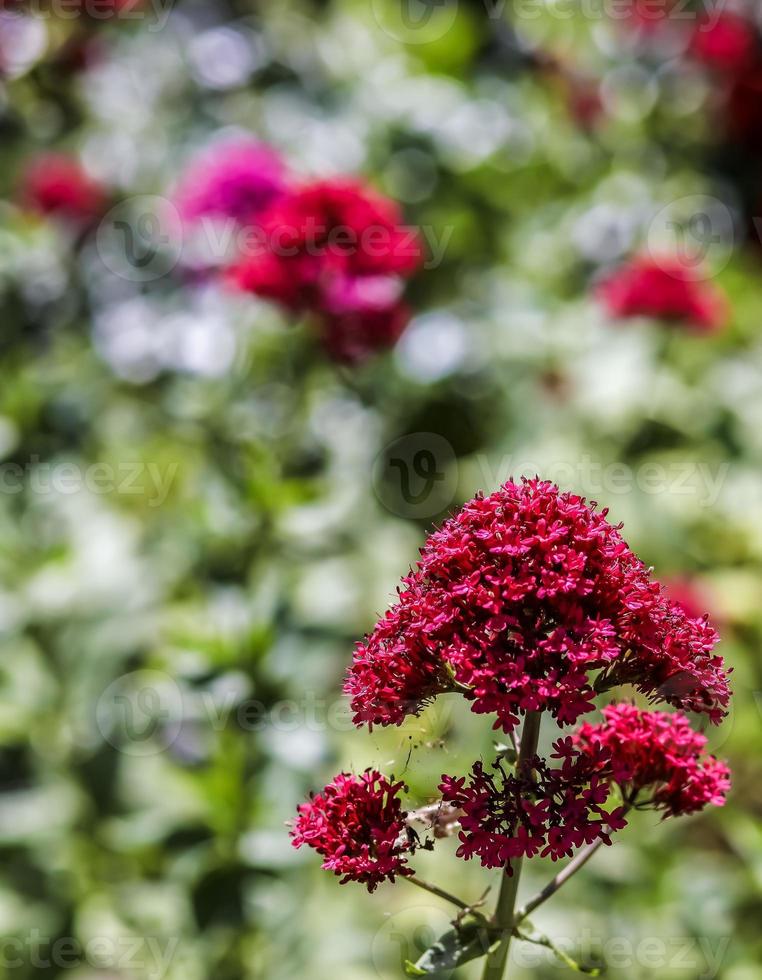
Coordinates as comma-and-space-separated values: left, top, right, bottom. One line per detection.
1, 0, 761, 977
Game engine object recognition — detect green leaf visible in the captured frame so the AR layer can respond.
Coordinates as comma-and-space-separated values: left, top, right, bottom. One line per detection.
405, 915, 498, 976
515, 922, 602, 975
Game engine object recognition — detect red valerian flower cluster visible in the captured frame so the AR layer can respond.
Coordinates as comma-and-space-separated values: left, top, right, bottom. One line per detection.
440, 750, 627, 871
596, 256, 728, 333
21, 153, 108, 225
575, 704, 731, 817
230, 178, 423, 363
290, 770, 414, 892
346, 479, 730, 733
295, 482, 731, 896
439, 704, 728, 873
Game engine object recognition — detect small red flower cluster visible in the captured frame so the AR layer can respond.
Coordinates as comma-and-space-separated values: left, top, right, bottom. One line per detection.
346, 479, 730, 733
596, 256, 728, 333
291, 769, 413, 892
230, 178, 423, 363
290, 770, 413, 892
21, 153, 108, 225
440, 749, 627, 871
575, 703, 731, 817
439, 704, 728, 872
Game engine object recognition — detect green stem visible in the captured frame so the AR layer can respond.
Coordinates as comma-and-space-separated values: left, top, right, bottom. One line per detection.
406, 874, 471, 911
514, 800, 632, 926
513, 838, 604, 926
480, 711, 542, 980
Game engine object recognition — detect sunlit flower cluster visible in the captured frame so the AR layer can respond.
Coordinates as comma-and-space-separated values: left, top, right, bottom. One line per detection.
291, 770, 414, 892
440, 748, 627, 871
345, 478, 730, 733
574, 703, 731, 817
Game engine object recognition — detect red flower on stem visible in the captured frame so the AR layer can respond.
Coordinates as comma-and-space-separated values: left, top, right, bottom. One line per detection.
575, 704, 730, 816
439, 704, 728, 874
291, 770, 414, 892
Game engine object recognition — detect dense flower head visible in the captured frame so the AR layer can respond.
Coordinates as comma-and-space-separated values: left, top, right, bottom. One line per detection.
346, 478, 730, 733
574, 704, 730, 816
21, 153, 107, 224
596, 256, 728, 333
174, 137, 288, 225
230, 177, 423, 362
291, 770, 413, 892
440, 749, 627, 871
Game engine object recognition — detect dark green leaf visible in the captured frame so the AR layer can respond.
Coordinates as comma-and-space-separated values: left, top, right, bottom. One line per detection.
405, 916, 499, 976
